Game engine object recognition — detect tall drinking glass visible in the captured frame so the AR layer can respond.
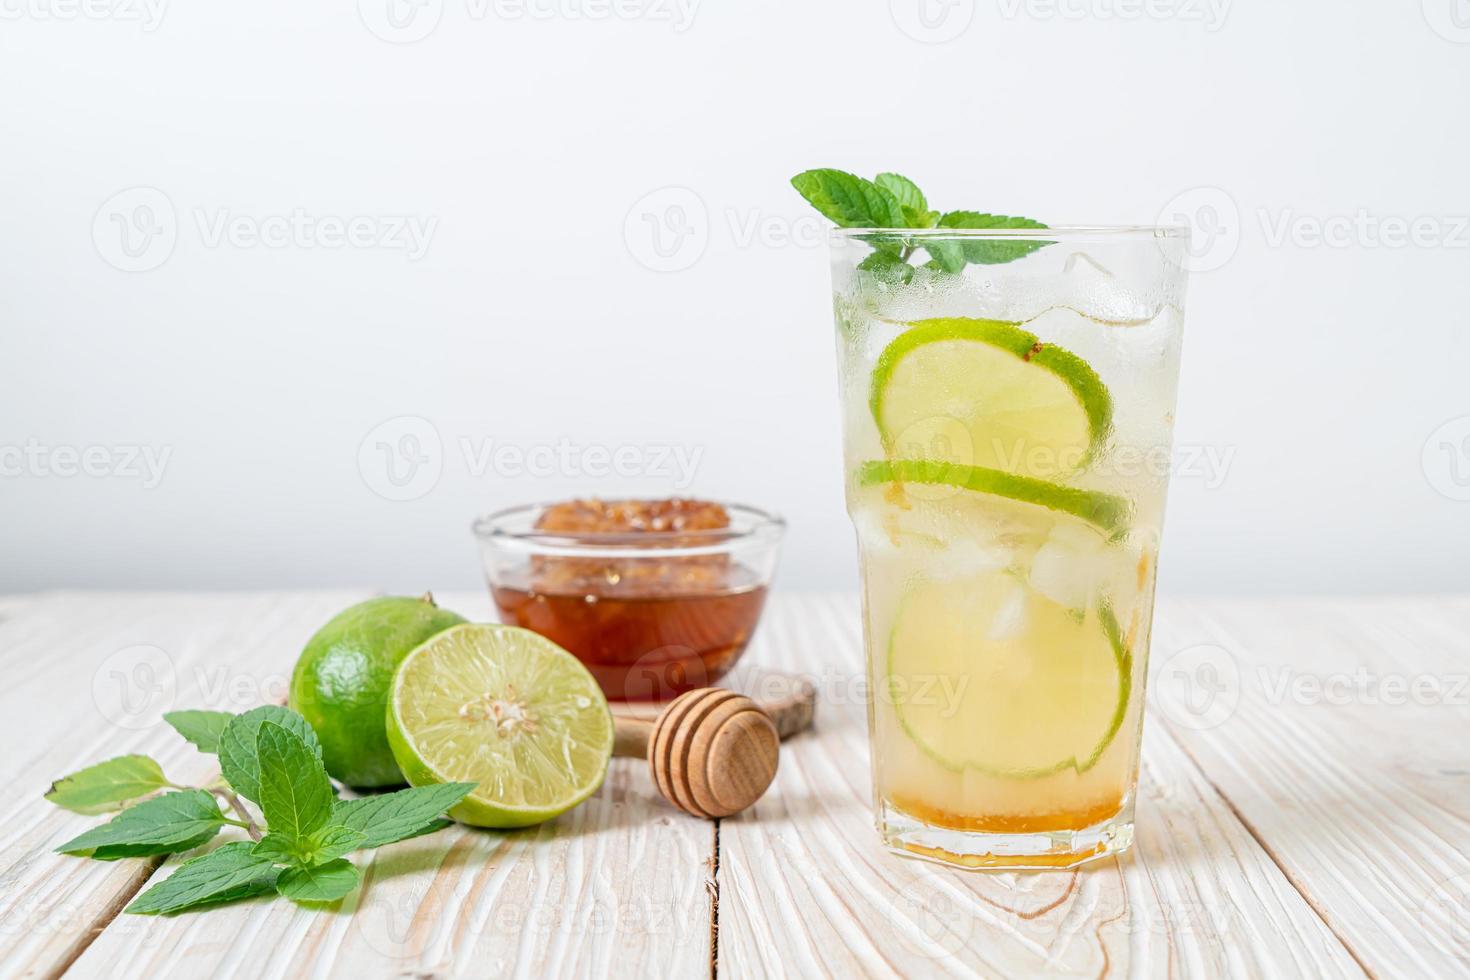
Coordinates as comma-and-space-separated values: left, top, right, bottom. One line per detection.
830, 226, 1189, 869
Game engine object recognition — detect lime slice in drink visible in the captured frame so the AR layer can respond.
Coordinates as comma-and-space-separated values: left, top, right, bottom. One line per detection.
888, 571, 1131, 778
386, 624, 614, 828
870, 318, 1112, 477
858, 459, 1131, 536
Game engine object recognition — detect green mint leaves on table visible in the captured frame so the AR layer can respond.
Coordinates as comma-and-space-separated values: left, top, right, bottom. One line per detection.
122, 842, 283, 915
46, 704, 475, 916
254, 721, 335, 843
55, 790, 232, 860
790, 168, 1050, 274
160, 709, 234, 753
217, 704, 323, 803
45, 754, 175, 815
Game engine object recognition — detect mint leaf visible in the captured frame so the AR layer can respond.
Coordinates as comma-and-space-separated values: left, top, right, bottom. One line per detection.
792, 167, 1051, 272
93, 829, 224, 862
304, 826, 368, 863
126, 842, 281, 915
45, 755, 170, 815
936, 211, 1048, 231
331, 783, 474, 849
277, 859, 359, 904
256, 722, 334, 844
909, 208, 941, 229
252, 826, 367, 867
874, 173, 926, 215
56, 789, 227, 859
856, 250, 916, 283
790, 169, 905, 228
186, 874, 280, 911
384, 817, 452, 842
218, 706, 322, 804
250, 833, 302, 865
936, 211, 1051, 265
163, 710, 234, 753
924, 239, 967, 273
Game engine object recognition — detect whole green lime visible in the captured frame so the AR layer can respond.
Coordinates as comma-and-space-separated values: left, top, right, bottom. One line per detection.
289, 594, 466, 787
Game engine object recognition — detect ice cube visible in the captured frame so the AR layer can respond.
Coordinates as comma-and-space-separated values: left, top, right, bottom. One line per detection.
1028, 521, 1126, 613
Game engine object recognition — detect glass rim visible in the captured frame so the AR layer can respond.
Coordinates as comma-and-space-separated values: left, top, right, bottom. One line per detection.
471, 500, 786, 558
831, 224, 1190, 241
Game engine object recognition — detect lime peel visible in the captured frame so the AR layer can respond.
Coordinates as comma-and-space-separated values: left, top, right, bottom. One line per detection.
858, 458, 1131, 535
289, 594, 467, 789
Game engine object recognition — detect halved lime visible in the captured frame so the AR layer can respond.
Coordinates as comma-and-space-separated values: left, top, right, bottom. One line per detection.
858, 459, 1130, 536
870, 318, 1112, 477
385, 624, 614, 828
888, 571, 1130, 778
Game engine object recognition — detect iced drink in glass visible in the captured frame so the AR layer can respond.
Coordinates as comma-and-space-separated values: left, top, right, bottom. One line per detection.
829, 226, 1189, 868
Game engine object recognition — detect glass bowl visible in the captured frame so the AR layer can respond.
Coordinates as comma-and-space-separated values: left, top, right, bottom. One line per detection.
472, 500, 785, 702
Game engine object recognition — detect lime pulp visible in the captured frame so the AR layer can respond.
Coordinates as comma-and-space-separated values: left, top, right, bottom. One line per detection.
386, 623, 614, 828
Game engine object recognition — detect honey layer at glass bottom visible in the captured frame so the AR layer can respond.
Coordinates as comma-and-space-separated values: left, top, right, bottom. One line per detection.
878, 796, 1134, 870
887, 791, 1126, 835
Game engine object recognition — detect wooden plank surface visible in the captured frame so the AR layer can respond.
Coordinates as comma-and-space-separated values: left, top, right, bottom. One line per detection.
1149, 597, 1470, 977
0, 591, 363, 980
0, 591, 715, 980
2, 591, 1468, 978
716, 595, 1363, 978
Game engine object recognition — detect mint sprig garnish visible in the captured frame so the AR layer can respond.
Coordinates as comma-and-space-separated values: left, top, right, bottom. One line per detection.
790, 169, 907, 230
790, 168, 1050, 271
873, 173, 937, 228
936, 210, 1050, 265
46, 704, 475, 916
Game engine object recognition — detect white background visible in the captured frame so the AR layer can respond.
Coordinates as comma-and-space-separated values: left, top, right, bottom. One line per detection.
4, 0, 1469, 595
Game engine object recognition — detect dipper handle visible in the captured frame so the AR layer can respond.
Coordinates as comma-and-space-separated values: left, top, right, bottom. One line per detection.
614, 688, 794, 818
614, 715, 656, 757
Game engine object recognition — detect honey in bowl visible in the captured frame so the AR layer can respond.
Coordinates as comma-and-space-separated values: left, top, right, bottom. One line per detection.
481, 499, 781, 702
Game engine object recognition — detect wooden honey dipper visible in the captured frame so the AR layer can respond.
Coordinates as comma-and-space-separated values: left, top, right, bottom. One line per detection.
612, 684, 815, 818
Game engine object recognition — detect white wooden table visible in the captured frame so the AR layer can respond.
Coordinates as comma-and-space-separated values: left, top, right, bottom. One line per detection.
3, 591, 1468, 978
